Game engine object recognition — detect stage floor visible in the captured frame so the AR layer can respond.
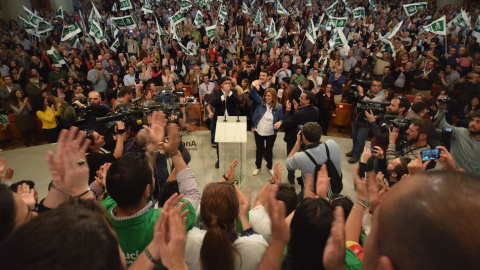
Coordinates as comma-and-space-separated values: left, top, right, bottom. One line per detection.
2, 131, 365, 203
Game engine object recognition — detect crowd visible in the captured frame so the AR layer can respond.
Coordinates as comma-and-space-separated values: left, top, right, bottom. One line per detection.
1, 0, 480, 269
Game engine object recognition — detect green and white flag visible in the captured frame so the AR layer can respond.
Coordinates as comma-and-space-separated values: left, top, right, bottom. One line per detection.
316, 13, 325, 36
218, 14, 225, 25
326, 16, 348, 31
18, 16, 37, 36
70, 35, 80, 48
194, 11, 203, 27
120, 0, 133, 10
265, 0, 274, 3
111, 20, 119, 37
181, 0, 193, 12
274, 26, 284, 43
254, 9, 262, 25
111, 15, 137, 29
89, 21, 106, 43
112, 2, 117, 12
219, 4, 227, 17
251, 0, 256, 7
472, 16, 480, 42
265, 19, 276, 40
206, 24, 216, 40
380, 38, 395, 57
276, 0, 288, 15
306, 0, 312, 7
369, 0, 377, 11
242, 3, 250, 15
92, 3, 101, 19
402, 2, 427, 17
328, 28, 347, 51
156, 18, 168, 38
178, 42, 194, 56
23, 6, 42, 27
447, 9, 470, 28
352, 7, 365, 19
142, 4, 155, 13
110, 38, 121, 52
37, 21, 54, 36
325, 1, 338, 16
170, 11, 185, 25
382, 21, 403, 40
46, 47, 66, 65
306, 18, 316, 43
61, 22, 81, 41
54, 6, 64, 19
425, 16, 446, 36
342, 0, 352, 14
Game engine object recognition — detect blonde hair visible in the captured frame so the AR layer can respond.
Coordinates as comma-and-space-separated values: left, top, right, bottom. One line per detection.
262, 88, 279, 109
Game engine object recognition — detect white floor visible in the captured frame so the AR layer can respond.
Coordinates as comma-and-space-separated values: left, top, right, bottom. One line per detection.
2, 131, 367, 203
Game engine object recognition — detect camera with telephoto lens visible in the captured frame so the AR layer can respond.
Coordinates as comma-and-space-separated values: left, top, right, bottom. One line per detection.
437, 96, 451, 104
380, 115, 412, 134
347, 78, 373, 102
356, 101, 390, 115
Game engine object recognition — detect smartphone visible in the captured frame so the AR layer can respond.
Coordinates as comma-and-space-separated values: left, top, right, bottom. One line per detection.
370, 148, 375, 153
421, 149, 441, 162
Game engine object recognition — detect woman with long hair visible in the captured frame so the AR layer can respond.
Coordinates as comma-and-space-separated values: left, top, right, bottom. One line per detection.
107, 74, 123, 96
329, 52, 343, 70
87, 54, 96, 70
185, 182, 268, 270
250, 85, 283, 175
33, 96, 62, 143
236, 41, 246, 59
9, 90, 36, 146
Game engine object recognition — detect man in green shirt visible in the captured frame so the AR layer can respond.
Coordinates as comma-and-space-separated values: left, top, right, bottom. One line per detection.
101, 112, 201, 268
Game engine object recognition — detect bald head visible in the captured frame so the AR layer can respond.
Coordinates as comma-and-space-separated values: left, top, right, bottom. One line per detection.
364, 171, 480, 270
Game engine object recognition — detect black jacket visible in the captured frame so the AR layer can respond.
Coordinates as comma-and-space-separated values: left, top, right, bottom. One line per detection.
211, 88, 239, 125
283, 105, 319, 143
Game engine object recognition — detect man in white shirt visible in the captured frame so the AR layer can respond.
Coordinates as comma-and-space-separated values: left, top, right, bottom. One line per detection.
123, 67, 136, 87
274, 62, 292, 87
187, 37, 198, 56
198, 75, 215, 106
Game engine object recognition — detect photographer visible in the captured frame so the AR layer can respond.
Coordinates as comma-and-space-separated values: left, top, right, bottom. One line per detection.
112, 82, 142, 111
286, 122, 341, 196
386, 118, 436, 162
346, 79, 385, 164
365, 96, 411, 149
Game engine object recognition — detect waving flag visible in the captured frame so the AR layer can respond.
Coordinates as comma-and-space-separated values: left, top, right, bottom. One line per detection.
425, 16, 446, 36
265, 19, 276, 40
325, 1, 338, 16
119, 0, 133, 10
352, 7, 365, 19
276, 0, 289, 15
403, 2, 427, 17
61, 23, 81, 41
54, 6, 64, 19
306, 18, 316, 43
382, 21, 403, 40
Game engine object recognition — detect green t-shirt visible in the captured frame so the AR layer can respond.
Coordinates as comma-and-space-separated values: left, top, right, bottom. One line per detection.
101, 197, 196, 268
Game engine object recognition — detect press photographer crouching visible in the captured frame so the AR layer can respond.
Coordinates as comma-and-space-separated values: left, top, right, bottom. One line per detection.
346, 78, 386, 164
364, 96, 412, 151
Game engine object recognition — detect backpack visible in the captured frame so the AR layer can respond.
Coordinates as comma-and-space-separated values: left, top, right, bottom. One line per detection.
304, 144, 343, 197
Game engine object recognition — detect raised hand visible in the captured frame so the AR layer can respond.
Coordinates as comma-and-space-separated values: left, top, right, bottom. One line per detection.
2, 168, 14, 182
323, 207, 346, 270
407, 151, 431, 176
316, 164, 330, 200
225, 159, 239, 183
435, 146, 456, 170
17, 183, 36, 210
94, 162, 111, 188
161, 124, 181, 156
267, 185, 290, 245
239, 188, 251, 220
271, 162, 282, 184
143, 111, 168, 146
0, 157, 6, 173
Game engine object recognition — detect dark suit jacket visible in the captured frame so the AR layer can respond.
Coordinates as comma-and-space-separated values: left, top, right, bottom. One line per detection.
382, 74, 395, 89
211, 88, 239, 126
283, 105, 319, 143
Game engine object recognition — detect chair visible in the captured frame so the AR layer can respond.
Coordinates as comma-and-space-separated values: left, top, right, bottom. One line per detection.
431, 84, 441, 97
183, 85, 192, 96
333, 103, 352, 127
405, 95, 415, 103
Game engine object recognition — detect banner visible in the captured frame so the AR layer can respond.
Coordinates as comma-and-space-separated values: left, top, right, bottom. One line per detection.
120, 0, 133, 10
89, 20, 106, 43
70, 35, 80, 48
254, 9, 262, 25
23, 6, 42, 27
142, 4, 155, 13
54, 6, 64, 19
403, 2, 427, 17
156, 18, 168, 38
242, 2, 250, 15
472, 16, 480, 42
219, 4, 227, 17
369, 0, 377, 11
380, 38, 396, 58
206, 24, 216, 40
306, 0, 312, 7
425, 16, 446, 36
326, 17, 348, 31
447, 9, 470, 28
274, 26, 284, 43
111, 15, 137, 29
170, 11, 185, 25
325, 1, 338, 16
305, 18, 316, 43
194, 11, 203, 27
328, 28, 347, 50
382, 21, 403, 40
352, 7, 365, 19
265, 19, 276, 40
181, 0, 193, 12
111, 20, 119, 37
110, 38, 120, 52
178, 42, 194, 56
47, 47, 66, 65
18, 16, 37, 36
276, 0, 289, 15
61, 23, 81, 41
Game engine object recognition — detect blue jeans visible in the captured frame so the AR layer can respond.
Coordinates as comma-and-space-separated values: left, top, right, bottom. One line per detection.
352, 121, 370, 158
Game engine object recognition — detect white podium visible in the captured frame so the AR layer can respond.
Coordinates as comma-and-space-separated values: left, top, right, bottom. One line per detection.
215, 116, 247, 188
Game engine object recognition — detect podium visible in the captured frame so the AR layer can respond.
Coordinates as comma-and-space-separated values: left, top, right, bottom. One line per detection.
215, 116, 247, 188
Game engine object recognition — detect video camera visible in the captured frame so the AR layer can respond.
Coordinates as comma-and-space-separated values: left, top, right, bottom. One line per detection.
381, 115, 412, 134
346, 78, 373, 103
356, 101, 390, 115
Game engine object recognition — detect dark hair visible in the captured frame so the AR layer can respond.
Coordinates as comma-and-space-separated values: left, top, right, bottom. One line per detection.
411, 102, 429, 114
118, 86, 133, 98
303, 90, 315, 105
8, 180, 35, 192
200, 182, 239, 270
330, 195, 353, 220
302, 122, 322, 142
372, 78, 382, 85
391, 156, 412, 179
157, 180, 179, 207
218, 76, 231, 86
259, 69, 270, 76
106, 152, 153, 208
286, 198, 333, 270
0, 184, 16, 243
9, 89, 24, 108
282, 77, 290, 83
0, 198, 124, 269
394, 97, 411, 115
277, 184, 298, 216
411, 118, 435, 139
32, 96, 47, 112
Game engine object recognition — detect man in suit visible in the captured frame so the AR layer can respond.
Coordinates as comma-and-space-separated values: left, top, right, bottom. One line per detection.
184, 65, 202, 96
211, 76, 239, 168
282, 90, 319, 184
0, 75, 23, 112
25, 73, 48, 99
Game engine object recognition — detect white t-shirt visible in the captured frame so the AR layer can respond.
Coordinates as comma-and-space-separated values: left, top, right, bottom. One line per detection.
185, 227, 268, 270
249, 205, 272, 242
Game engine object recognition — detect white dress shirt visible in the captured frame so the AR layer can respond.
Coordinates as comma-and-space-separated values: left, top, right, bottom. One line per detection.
256, 104, 274, 136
